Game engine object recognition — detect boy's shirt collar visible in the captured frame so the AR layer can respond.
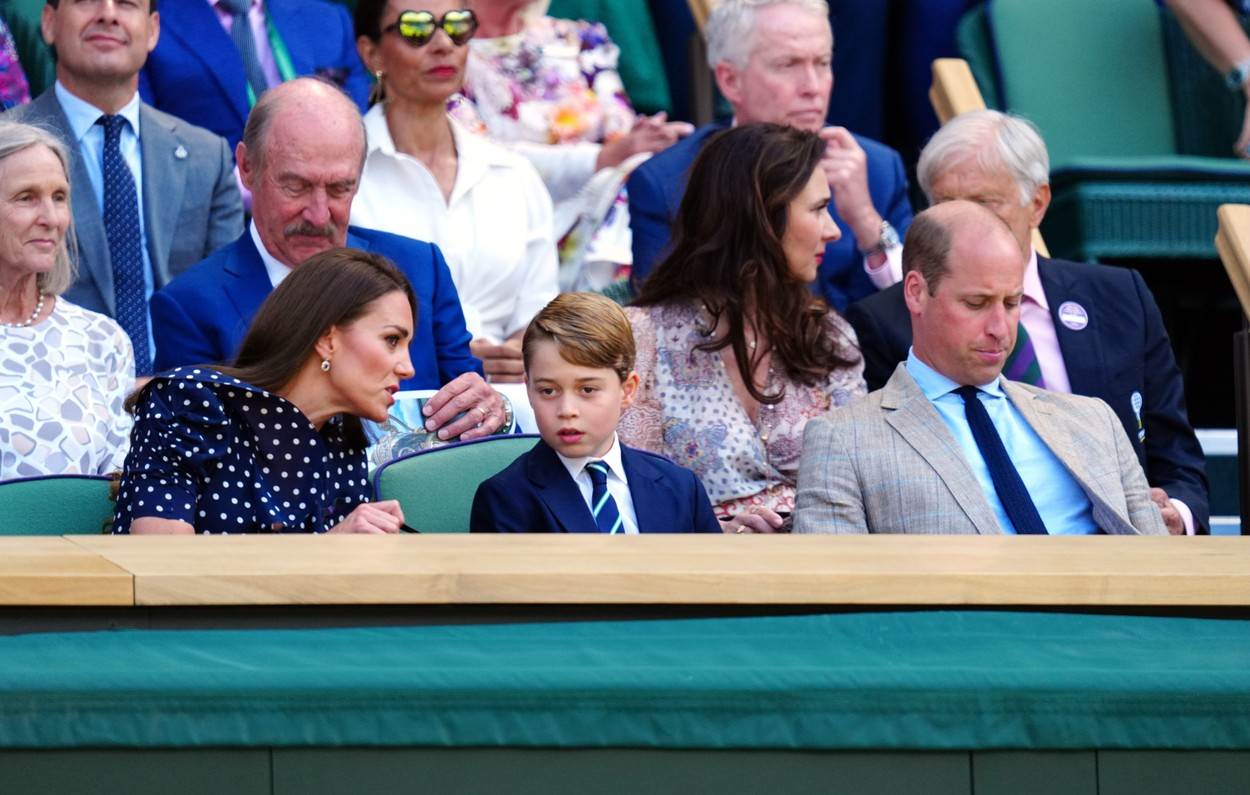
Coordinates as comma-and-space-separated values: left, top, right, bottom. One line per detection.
554, 433, 629, 486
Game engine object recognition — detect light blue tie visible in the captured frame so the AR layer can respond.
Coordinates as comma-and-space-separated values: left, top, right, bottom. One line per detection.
585, 460, 623, 534
98, 114, 150, 375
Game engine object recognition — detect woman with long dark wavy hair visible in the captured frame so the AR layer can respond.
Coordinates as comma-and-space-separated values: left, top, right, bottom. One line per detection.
619, 123, 865, 532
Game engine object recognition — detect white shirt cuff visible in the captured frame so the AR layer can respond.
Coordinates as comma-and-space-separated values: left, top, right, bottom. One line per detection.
864, 244, 904, 290
1170, 498, 1196, 535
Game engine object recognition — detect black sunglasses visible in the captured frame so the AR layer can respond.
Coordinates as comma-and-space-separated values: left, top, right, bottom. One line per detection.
383, 9, 478, 47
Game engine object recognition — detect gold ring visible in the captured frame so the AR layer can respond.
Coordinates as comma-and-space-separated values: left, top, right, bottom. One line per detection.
735, 528, 746, 534
473, 406, 487, 419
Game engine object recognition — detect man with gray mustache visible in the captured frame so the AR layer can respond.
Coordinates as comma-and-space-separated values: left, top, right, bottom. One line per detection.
150, 78, 508, 440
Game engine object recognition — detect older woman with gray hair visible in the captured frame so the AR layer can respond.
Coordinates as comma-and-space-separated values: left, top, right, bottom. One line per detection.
0, 120, 134, 479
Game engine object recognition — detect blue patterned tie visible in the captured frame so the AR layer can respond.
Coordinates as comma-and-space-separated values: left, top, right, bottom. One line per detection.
217, 0, 272, 99
98, 115, 151, 375
954, 385, 1049, 535
585, 460, 623, 534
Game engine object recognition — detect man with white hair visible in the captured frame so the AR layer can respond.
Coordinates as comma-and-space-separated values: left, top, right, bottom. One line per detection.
626, 0, 913, 311
845, 109, 1208, 534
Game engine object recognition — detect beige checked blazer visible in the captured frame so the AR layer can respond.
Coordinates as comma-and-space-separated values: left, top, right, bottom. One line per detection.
794, 365, 1166, 535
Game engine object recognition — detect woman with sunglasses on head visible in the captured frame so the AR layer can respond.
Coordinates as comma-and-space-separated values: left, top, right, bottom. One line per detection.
352, 1, 558, 388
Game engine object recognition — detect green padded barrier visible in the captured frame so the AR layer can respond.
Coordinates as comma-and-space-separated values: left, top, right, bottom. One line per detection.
0, 475, 115, 535
547, 0, 672, 116
373, 435, 539, 533
988, 0, 1175, 164
1, 611, 1249, 750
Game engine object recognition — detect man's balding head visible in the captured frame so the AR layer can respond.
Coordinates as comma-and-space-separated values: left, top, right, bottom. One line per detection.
903, 201, 1027, 386
237, 78, 368, 269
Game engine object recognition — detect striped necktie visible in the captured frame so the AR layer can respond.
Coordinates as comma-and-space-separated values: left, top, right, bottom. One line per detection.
217, 0, 272, 99
1003, 321, 1045, 387
585, 460, 623, 534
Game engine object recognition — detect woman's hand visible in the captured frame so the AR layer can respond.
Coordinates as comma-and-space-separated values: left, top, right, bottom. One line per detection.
596, 113, 695, 170
722, 507, 787, 534
328, 500, 405, 534
422, 372, 507, 441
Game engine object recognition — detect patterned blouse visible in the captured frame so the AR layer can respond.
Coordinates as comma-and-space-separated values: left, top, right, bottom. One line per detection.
112, 368, 370, 534
0, 19, 29, 110
620, 303, 866, 517
0, 299, 134, 479
457, 17, 636, 147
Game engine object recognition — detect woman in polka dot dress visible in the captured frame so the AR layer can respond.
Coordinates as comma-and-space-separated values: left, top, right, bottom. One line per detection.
113, 249, 416, 534
620, 124, 867, 532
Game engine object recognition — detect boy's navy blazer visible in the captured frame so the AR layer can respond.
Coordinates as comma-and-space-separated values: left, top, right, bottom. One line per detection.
470, 440, 721, 533
844, 256, 1210, 532
149, 226, 482, 390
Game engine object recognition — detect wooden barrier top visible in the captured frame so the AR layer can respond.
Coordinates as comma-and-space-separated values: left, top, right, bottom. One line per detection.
3, 534, 1233, 608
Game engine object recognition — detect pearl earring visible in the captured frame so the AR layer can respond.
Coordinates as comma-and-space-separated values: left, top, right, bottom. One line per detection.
321, 359, 331, 372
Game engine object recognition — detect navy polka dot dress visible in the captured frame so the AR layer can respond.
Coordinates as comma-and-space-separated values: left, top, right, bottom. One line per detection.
112, 368, 370, 534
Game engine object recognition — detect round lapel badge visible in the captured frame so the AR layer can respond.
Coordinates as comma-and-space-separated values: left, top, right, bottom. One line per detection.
1057, 301, 1088, 331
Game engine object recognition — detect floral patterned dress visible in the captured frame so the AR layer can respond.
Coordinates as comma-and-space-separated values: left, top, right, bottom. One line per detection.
620, 303, 867, 518
457, 17, 636, 147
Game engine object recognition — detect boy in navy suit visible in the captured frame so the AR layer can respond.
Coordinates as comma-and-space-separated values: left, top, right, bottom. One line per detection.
470, 293, 721, 533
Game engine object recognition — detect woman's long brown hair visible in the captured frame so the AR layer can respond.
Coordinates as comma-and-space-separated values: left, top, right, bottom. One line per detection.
632, 123, 859, 404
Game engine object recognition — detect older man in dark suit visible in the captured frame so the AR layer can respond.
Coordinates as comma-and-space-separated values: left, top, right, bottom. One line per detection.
10, 0, 243, 375
844, 110, 1208, 534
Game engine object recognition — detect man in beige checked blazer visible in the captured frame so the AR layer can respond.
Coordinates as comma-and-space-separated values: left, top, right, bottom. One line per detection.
795, 202, 1165, 535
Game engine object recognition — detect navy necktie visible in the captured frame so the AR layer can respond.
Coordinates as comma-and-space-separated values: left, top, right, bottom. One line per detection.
954, 385, 1049, 535
98, 114, 150, 375
585, 460, 623, 534
217, 0, 272, 99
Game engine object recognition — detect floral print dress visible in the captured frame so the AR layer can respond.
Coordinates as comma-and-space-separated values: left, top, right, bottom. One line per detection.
620, 303, 867, 518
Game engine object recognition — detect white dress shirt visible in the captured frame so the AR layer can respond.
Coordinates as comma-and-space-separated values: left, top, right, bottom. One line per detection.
251, 220, 292, 287
554, 434, 639, 534
351, 105, 560, 342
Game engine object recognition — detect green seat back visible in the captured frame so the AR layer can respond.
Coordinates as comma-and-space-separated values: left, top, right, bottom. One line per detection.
597, 279, 634, 306
0, 475, 115, 535
987, 0, 1176, 166
955, 4, 1002, 110
373, 435, 540, 533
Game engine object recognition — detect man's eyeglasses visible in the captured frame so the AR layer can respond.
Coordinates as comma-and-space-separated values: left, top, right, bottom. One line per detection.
383, 9, 478, 47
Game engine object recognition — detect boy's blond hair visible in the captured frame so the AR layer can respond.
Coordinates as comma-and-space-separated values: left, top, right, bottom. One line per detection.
522, 293, 636, 381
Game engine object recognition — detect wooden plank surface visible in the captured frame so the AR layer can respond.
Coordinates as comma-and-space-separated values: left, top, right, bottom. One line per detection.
1216, 204, 1250, 318
0, 537, 132, 606
65, 535, 1250, 607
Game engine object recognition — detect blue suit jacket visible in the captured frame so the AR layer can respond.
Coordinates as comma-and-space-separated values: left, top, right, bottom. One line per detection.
627, 122, 914, 311
139, 0, 370, 151
469, 439, 721, 533
844, 256, 1210, 531
150, 227, 482, 390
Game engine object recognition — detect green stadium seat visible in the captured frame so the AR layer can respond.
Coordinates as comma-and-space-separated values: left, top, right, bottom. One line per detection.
957, 0, 1250, 262
0, 475, 115, 536
372, 435, 540, 533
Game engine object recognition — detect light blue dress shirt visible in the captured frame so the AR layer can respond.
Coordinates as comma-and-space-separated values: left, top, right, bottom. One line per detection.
54, 82, 155, 359
905, 350, 1099, 535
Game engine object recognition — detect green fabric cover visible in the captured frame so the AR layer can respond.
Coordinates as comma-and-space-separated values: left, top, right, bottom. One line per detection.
373, 436, 539, 533
988, 0, 1176, 166
2, 611, 1248, 750
547, 0, 672, 115
0, 475, 115, 535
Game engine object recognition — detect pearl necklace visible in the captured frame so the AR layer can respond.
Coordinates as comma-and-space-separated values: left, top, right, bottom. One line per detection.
0, 291, 45, 328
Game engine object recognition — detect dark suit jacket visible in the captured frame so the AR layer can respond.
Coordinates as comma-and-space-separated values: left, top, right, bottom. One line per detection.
469, 439, 721, 533
626, 122, 914, 311
150, 227, 482, 389
9, 89, 244, 316
139, 0, 370, 150
844, 256, 1210, 531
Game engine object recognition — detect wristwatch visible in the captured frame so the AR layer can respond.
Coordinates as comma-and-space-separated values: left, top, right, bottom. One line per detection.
861, 219, 901, 257
495, 391, 515, 434
1225, 56, 1250, 90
